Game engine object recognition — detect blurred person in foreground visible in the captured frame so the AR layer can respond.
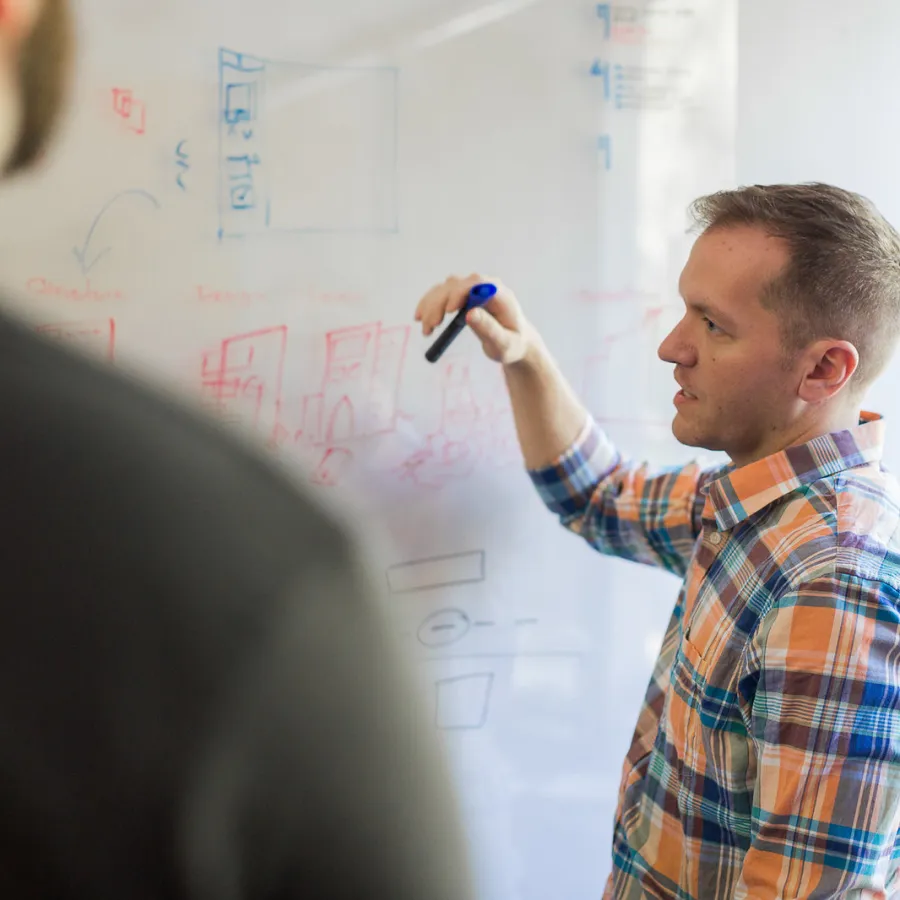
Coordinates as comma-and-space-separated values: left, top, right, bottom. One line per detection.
0, 2, 474, 898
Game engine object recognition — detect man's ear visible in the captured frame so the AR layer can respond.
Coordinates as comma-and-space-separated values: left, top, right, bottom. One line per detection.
797, 339, 860, 403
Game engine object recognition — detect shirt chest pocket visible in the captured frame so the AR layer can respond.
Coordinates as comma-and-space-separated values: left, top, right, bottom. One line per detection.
672, 630, 754, 836
676, 549, 757, 776
673, 634, 708, 759
676, 622, 748, 769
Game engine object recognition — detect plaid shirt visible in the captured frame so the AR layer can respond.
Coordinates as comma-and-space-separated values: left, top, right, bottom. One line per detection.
529, 411, 900, 899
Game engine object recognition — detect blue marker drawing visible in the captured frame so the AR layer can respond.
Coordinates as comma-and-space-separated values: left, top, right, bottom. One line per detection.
614, 63, 626, 109
225, 82, 255, 127
175, 140, 190, 190
217, 47, 399, 240
598, 134, 611, 170
218, 49, 266, 238
590, 59, 610, 101
224, 152, 262, 210
425, 283, 497, 364
72, 189, 160, 275
596, 3, 611, 39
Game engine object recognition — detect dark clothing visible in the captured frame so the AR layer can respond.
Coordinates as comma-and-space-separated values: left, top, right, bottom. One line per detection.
0, 311, 472, 899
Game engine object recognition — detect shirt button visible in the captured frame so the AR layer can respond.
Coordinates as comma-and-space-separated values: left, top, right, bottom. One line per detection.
708, 532, 722, 545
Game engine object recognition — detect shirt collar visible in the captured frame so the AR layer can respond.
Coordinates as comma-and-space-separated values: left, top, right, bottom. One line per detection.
701, 411, 887, 531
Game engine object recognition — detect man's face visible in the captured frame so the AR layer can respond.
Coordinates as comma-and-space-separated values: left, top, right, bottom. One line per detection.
658, 225, 803, 466
0, 0, 72, 175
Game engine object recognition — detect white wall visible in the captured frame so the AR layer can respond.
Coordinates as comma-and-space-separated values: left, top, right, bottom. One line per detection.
738, 0, 900, 470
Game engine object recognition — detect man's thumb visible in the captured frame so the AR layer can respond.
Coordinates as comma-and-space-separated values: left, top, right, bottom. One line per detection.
467, 307, 510, 356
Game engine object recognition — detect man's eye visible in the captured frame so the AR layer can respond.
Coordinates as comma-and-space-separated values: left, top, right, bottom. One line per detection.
703, 317, 721, 333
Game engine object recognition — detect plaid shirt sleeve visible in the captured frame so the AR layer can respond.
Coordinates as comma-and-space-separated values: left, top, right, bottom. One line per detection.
736, 574, 900, 899
528, 416, 721, 578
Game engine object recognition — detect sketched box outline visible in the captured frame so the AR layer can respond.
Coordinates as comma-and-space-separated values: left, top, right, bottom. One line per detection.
434, 671, 495, 730
217, 46, 399, 239
385, 550, 486, 595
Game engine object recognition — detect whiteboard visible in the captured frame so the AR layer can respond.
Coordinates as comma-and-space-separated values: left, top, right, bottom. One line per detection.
0, 0, 736, 896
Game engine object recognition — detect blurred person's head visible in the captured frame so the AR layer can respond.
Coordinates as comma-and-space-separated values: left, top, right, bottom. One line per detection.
0, 0, 72, 176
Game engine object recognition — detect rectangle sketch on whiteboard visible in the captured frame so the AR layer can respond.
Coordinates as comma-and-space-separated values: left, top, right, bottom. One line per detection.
36, 318, 116, 361
200, 325, 287, 441
298, 322, 409, 444
218, 47, 399, 238
386, 550, 486, 594
435, 672, 494, 730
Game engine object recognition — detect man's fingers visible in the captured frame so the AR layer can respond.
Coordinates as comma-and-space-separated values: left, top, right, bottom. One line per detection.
416, 274, 496, 336
445, 273, 486, 315
467, 307, 511, 356
416, 283, 452, 335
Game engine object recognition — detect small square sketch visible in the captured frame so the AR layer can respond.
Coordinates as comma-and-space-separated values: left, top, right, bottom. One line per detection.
36, 318, 116, 361
218, 47, 399, 238
435, 672, 495, 730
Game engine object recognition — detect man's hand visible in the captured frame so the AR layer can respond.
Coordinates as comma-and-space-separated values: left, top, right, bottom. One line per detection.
415, 273, 537, 366
415, 272, 590, 469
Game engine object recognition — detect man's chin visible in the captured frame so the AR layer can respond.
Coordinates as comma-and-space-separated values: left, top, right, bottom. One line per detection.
671, 412, 713, 451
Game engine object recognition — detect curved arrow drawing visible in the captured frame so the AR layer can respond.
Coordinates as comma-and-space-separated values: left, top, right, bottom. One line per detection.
73, 189, 160, 275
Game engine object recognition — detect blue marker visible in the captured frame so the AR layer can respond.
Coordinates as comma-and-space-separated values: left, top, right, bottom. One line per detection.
425, 283, 497, 363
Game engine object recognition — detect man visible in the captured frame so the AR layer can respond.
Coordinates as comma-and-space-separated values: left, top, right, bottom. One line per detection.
416, 183, 900, 898
0, 2, 474, 898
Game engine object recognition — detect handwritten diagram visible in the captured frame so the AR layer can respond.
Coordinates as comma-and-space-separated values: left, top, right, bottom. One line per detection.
267, 321, 409, 483
385, 548, 582, 736
435, 673, 494, 730
592, 2, 701, 111
36, 318, 116, 361
591, 58, 693, 110
187, 316, 525, 490
72, 190, 160, 276
417, 608, 472, 647
195, 285, 266, 304
596, 3, 697, 44
387, 549, 496, 729
175, 140, 190, 191
394, 357, 518, 489
418, 609, 512, 648
590, 59, 612, 101
309, 446, 354, 487
192, 321, 519, 490
200, 325, 287, 443
111, 88, 146, 135
26, 277, 125, 302
386, 548, 574, 736
386, 550, 486, 594
217, 48, 399, 238
294, 320, 409, 451
612, 62, 693, 110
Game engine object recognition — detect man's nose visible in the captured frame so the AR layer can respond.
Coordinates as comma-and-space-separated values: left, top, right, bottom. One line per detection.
658, 321, 695, 366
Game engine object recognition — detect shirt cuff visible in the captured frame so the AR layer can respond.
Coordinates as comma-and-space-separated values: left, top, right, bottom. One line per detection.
527, 415, 621, 519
